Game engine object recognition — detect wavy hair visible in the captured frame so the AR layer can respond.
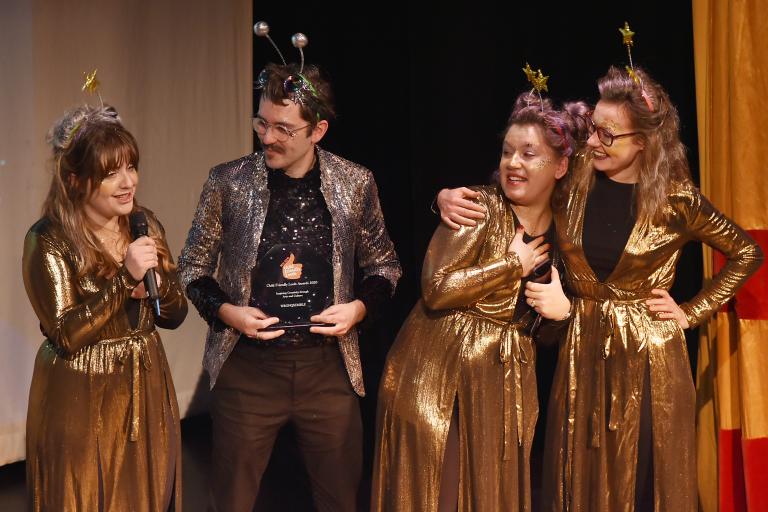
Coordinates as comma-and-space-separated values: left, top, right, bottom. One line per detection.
43, 105, 174, 280
570, 66, 692, 224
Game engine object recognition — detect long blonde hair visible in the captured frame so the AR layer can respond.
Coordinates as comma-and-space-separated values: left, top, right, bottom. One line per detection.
570, 66, 692, 225
43, 105, 174, 280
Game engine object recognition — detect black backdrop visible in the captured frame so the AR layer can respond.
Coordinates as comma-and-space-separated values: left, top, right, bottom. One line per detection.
251, 3, 702, 509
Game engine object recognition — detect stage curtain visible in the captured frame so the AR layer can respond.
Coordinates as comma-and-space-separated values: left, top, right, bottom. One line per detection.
0, 0, 252, 465
693, 0, 768, 509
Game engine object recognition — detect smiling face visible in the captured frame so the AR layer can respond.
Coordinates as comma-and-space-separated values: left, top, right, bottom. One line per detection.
499, 123, 567, 208
256, 96, 328, 177
83, 161, 138, 226
586, 100, 645, 183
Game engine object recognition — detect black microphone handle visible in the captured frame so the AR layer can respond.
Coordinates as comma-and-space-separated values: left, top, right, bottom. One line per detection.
129, 211, 161, 316
144, 269, 159, 299
145, 269, 161, 316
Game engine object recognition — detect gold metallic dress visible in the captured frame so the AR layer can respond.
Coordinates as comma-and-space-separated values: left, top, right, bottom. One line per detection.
372, 185, 545, 511
542, 182, 763, 511
23, 213, 188, 512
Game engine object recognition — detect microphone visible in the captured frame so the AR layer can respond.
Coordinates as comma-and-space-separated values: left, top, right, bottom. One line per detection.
129, 211, 161, 316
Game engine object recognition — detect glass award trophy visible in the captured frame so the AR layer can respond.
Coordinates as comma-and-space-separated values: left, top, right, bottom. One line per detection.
251, 243, 333, 330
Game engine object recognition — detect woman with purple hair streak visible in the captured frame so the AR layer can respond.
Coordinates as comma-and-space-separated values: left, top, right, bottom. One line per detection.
436, 66, 762, 510
372, 92, 589, 511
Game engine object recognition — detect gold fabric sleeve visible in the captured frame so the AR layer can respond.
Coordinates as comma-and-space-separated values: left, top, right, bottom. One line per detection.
421, 191, 522, 311
676, 188, 764, 327
22, 230, 140, 355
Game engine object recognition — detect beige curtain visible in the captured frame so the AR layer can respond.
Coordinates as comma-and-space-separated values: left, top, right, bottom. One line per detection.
0, 0, 252, 465
693, 0, 768, 510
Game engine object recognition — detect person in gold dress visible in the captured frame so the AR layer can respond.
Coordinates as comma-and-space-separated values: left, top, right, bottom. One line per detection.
371, 92, 588, 511
23, 105, 188, 511
537, 66, 763, 512
437, 67, 763, 511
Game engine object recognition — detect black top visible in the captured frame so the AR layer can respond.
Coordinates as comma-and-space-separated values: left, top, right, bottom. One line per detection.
582, 172, 636, 282
185, 155, 392, 344
256, 164, 333, 264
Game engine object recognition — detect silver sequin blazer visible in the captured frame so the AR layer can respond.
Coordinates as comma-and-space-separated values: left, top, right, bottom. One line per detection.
178, 148, 401, 395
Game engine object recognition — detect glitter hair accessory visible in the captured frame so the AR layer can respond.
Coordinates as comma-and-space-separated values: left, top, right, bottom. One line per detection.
522, 63, 549, 112
619, 22, 655, 111
63, 69, 119, 148
82, 69, 104, 107
253, 21, 319, 107
521, 63, 571, 155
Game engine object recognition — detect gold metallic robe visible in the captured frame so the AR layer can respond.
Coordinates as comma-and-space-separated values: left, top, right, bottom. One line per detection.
23, 211, 188, 512
542, 182, 763, 511
372, 185, 541, 511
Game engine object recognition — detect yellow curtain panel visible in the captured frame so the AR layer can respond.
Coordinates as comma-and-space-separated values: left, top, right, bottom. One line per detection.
693, 0, 768, 510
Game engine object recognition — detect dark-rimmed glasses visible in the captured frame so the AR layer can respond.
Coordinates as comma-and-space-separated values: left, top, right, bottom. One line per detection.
585, 111, 639, 147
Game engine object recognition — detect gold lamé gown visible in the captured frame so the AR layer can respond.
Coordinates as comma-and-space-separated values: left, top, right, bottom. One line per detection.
542, 181, 763, 511
22, 212, 188, 512
373, 185, 553, 511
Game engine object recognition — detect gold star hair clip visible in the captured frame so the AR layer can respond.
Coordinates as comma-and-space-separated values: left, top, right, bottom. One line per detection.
522, 62, 549, 111
617, 22, 655, 111
619, 21, 635, 48
82, 69, 104, 107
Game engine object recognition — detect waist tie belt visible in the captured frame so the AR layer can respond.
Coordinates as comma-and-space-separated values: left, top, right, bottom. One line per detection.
499, 320, 532, 461
100, 333, 154, 442
580, 295, 649, 448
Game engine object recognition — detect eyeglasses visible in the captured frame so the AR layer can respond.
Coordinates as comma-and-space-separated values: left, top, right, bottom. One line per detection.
585, 111, 639, 147
252, 117, 310, 142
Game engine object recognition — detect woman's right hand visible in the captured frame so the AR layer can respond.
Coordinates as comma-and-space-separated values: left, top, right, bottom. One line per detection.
437, 187, 487, 229
508, 227, 549, 276
124, 236, 158, 282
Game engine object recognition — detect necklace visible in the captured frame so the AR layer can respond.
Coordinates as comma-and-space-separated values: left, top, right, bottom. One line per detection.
526, 214, 550, 237
95, 228, 126, 262
512, 207, 551, 238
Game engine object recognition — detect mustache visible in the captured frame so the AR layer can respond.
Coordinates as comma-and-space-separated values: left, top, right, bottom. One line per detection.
260, 141, 285, 154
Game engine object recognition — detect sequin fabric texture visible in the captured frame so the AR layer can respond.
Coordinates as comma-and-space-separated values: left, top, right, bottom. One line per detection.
541, 182, 763, 511
253, 165, 333, 346
178, 148, 402, 395
22, 210, 188, 511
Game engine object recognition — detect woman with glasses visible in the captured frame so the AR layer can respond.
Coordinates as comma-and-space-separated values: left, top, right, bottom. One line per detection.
372, 93, 588, 512
436, 67, 762, 511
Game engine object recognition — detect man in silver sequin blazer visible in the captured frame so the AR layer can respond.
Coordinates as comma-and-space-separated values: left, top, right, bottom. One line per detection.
178, 62, 401, 511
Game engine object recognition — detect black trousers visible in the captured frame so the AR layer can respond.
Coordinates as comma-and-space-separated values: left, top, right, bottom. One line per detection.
209, 342, 363, 512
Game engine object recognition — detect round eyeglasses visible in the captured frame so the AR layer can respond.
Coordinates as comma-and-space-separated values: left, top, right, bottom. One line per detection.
252, 117, 310, 142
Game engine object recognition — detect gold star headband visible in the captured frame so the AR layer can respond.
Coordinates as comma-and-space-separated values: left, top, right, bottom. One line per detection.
63, 69, 118, 148
522, 62, 549, 111
618, 22, 655, 111
82, 69, 104, 107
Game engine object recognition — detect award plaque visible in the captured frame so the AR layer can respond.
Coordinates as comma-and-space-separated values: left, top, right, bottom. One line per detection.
251, 244, 333, 330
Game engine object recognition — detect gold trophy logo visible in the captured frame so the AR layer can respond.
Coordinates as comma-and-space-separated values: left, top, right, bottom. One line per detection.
280, 253, 303, 280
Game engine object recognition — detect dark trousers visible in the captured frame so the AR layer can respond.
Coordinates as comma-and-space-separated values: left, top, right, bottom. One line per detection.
209, 342, 363, 512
